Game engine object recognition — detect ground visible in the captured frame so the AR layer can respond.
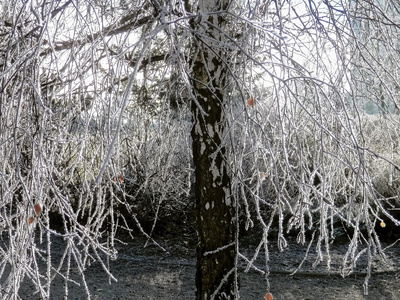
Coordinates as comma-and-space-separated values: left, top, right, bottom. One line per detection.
17, 235, 400, 299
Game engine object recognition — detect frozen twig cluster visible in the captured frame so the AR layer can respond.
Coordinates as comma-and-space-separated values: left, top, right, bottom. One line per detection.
1, 0, 400, 298
227, 1, 400, 295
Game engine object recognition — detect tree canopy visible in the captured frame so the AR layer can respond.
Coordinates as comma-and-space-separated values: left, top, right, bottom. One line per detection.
1, 0, 400, 298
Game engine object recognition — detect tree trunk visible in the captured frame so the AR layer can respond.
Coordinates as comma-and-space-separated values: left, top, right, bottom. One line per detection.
190, 1, 236, 299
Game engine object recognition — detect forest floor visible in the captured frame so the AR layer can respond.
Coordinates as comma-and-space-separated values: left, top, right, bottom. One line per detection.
18, 232, 400, 300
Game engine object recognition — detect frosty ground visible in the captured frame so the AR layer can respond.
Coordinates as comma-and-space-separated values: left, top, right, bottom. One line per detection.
19, 235, 400, 300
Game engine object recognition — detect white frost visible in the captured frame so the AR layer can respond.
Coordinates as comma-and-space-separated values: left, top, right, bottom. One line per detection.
205, 202, 210, 210
211, 166, 220, 182
207, 124, 214, 137
223, 187, 231, 206
200, 143, 206, 155
195, 121, 202, 135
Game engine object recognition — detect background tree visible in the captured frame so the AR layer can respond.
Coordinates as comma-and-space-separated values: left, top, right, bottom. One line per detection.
1, 0, 400, 299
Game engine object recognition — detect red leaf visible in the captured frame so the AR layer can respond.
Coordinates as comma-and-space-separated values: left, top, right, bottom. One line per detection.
113, 175, 124, 183
247, 96, 254, 107
264, 292, 273, 300
28, 216, 35, 225
34, 204, 41, 216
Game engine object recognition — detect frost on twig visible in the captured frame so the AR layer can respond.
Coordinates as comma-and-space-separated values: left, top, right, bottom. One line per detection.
1, 0, 400, 298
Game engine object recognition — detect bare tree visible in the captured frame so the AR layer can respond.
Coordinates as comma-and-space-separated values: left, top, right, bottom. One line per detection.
190, 1, 237, 298
1, 0, 400, 299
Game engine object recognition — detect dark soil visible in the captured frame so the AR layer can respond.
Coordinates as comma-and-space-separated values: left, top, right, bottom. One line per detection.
16, 233, 400, 300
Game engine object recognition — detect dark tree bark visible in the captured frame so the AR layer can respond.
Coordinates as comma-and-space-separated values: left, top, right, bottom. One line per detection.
190, 1, 236, 299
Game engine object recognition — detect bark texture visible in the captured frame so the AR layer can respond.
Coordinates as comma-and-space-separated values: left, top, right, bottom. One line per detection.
190, 1, 236, 299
